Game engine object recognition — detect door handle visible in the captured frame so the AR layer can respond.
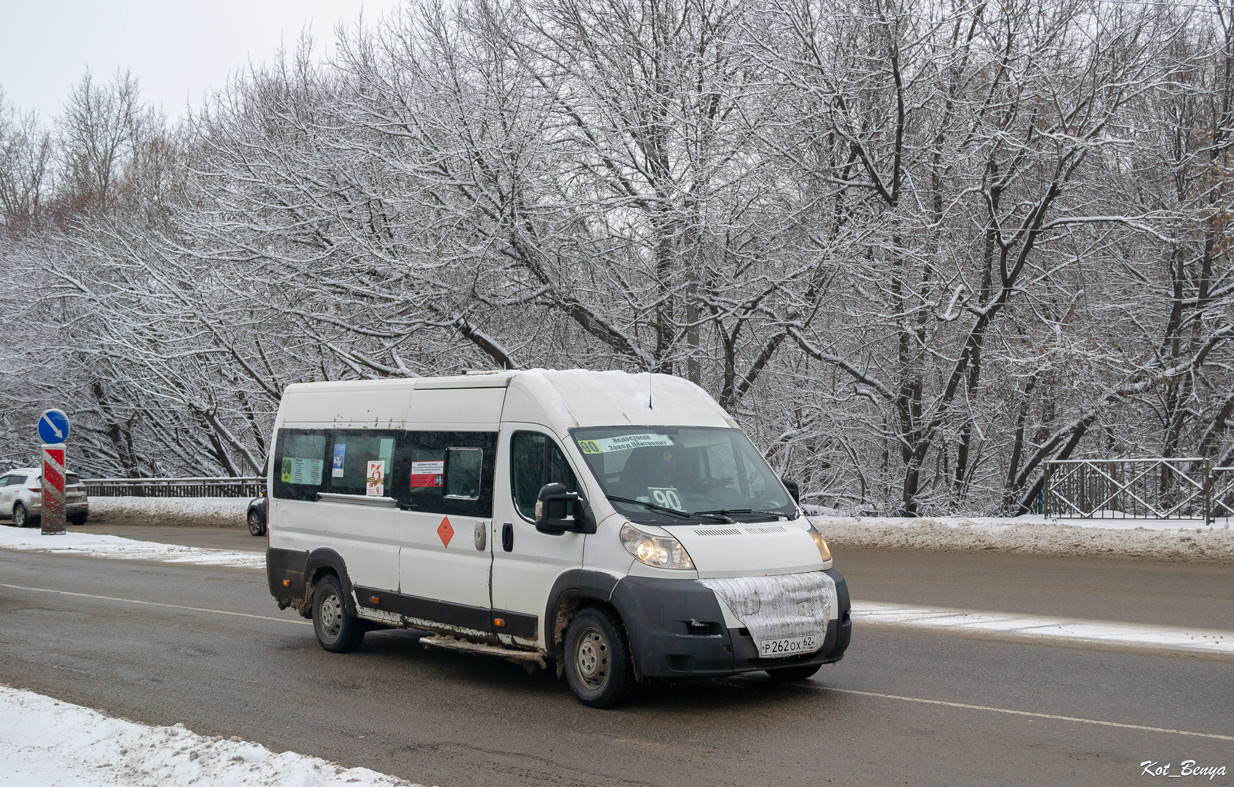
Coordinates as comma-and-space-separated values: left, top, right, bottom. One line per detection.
502, 522, 513, 552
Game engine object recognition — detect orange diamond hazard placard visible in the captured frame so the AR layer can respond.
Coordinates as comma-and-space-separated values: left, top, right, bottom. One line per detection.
437, 517, 454, 548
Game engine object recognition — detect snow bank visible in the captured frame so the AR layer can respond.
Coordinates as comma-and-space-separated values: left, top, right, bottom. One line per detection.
0, 685, 420, 787
812, 515, 1234, 562
50, 497, 1234, 563
0, 528, 264, 568
89, 496, 249, 528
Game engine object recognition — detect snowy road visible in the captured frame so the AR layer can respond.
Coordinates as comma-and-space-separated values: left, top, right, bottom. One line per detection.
1, 523, 1231, 786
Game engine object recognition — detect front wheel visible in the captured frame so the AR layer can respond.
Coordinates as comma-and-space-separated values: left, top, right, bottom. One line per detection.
247, 509, 266, 536
765, 663, 822, 682
312, 575, 365, 653
564, 607, 636, 708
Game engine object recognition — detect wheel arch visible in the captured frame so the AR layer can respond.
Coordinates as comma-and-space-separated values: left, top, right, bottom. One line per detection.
305, 548, 357, 616
545, 570, 622, 673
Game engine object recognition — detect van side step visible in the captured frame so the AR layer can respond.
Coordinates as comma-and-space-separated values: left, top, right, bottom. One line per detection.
420, 635, 547, 671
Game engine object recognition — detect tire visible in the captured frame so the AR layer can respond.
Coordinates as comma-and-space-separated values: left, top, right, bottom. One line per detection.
68, 512, 88, 526
247, 509, 266, 536
564, 607, 636, 708
765, 663, 823, 682
13, 503, 30, 528
312, 575, 365, 653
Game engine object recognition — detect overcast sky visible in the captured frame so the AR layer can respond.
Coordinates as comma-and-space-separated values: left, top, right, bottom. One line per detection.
0, 0, 402, 122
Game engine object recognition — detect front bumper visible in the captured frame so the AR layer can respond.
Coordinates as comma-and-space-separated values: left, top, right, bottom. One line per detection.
613, 568, 851, 680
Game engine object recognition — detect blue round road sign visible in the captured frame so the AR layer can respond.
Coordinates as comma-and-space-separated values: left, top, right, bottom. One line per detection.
38, 409, 70, 444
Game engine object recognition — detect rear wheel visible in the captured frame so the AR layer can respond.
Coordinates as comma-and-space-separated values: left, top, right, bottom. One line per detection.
312, 575, 365, 653
13, 503, 29, 528
564, 607, 636, 708
247, 509, 266, 536
765, 663, 822, 682
68, 512, 88, 526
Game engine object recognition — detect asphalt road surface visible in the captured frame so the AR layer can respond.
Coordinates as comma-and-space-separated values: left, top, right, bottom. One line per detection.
1, 529, 1230, 786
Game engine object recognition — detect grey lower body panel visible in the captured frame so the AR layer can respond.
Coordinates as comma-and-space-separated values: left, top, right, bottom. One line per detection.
267, 546, 539, 639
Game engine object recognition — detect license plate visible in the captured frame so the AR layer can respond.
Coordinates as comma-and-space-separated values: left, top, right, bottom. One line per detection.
758, 635, 820, 658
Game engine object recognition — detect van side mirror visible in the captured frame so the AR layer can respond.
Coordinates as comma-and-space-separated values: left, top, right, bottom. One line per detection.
781, 478, 800, 504
535, 483, 596, 535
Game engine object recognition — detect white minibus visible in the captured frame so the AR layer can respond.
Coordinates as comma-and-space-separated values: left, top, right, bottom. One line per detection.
266, 370, 850, 707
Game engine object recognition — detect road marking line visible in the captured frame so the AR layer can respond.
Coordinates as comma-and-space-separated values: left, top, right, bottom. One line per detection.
6, 581, 1233, 742
815, 686, 1234, 742
0, 583, 310, 627
853, 602, 1234, 656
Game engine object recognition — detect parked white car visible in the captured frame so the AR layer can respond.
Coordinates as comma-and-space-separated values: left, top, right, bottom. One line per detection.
0, 468, 89, 527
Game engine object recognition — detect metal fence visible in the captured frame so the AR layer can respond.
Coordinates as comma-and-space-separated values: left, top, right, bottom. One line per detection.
1212, 466, 1234, 519
84, 476, 264, 498
1044, 458, 1233, 524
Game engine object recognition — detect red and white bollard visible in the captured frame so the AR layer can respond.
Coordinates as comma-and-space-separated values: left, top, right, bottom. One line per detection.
41, 443, 67, 535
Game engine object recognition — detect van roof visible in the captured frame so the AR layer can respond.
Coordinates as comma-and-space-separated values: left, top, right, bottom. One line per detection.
507, 370, 736, 430
278, 370, 737, 431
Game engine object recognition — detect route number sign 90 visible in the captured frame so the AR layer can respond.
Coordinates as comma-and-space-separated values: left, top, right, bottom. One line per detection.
647, 487, 683, 511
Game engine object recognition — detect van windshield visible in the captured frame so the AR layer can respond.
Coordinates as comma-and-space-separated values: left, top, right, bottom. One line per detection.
571, 426, 795, 524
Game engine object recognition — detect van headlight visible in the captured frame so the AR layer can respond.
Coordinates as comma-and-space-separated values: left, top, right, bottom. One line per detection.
807, 520, 832, 564
620, 524, 695, 570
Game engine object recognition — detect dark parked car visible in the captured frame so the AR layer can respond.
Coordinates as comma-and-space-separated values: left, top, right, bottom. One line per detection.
246, 495, 267, 536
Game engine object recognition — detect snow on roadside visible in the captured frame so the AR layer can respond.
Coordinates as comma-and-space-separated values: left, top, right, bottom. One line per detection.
811, 514, 1234, 562
13, 496, 1234, 563
0, 685, 421, 787
90, 496, 248, 528
0, 527, 264, 568
12, 497, 1234, 567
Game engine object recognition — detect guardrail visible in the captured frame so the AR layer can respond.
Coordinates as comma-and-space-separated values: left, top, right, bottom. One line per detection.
1211, 466, 1234, 519
84, 476, 264, 498
1044, 458, 1232, 525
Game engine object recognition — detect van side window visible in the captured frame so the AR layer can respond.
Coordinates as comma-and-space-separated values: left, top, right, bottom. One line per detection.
398, 432, 496, 517
407, 443, 447, 500
444, 448, 482, 500
273, 431, 328, 501
328, 432, 397, 496
511, 432, 578, 520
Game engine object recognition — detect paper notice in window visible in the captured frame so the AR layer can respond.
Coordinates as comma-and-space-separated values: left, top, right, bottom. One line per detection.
332, 444, 345, 478
366, 460, 385, 496
286, 458, 323, 485
410, 460, 444, 489
577, 433, 674, 454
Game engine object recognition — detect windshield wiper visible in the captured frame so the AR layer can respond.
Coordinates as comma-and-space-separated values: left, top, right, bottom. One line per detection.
605, 495, 727, 522
693, 508, 789, 522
